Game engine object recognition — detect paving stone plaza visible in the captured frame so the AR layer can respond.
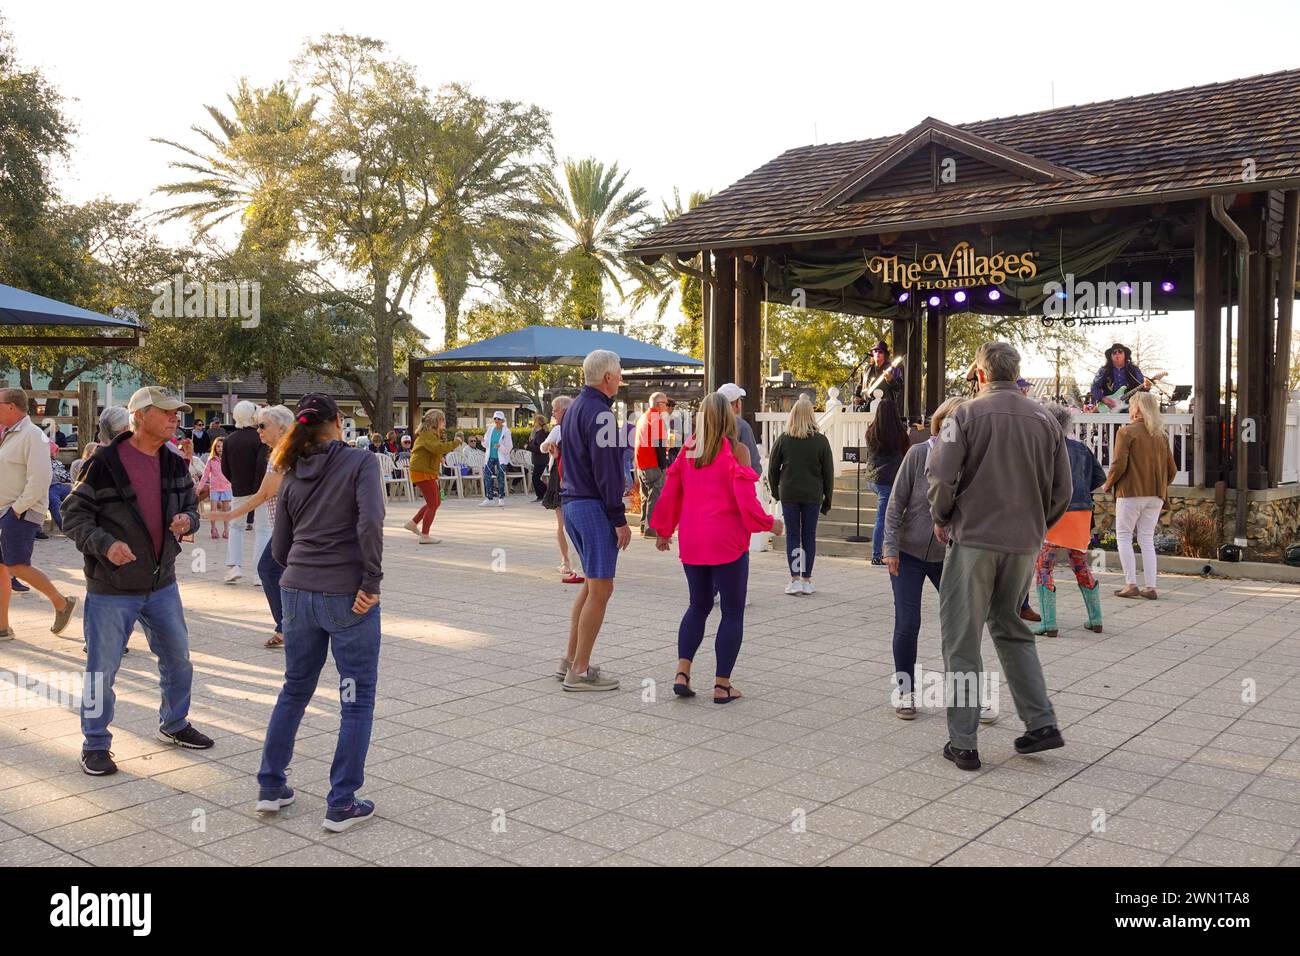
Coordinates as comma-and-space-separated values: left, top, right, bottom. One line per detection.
1, 498, 1298, 867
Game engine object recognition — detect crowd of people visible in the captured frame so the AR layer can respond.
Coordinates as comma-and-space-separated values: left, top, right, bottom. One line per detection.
0, 335, 1184, 833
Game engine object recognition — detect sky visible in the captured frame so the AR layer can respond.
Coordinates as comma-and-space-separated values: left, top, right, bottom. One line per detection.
8, 0, 1300, 388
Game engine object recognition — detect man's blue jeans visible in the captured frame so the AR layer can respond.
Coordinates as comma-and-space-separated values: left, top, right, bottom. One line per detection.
258, 588, 381, 810
82, 582, 193, 751
484, 458, 505, 499
870, 482, 892, 561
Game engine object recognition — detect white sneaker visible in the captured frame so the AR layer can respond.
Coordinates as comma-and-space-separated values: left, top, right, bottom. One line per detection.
224, 567, 242, 584
478, 499, 493, 507
418, 535, 439, 545
979, 704, 998, 725
403, 519, 420, 535
784, 580, 802, 596
496, 499, 505, 508
801, 579, 816, 595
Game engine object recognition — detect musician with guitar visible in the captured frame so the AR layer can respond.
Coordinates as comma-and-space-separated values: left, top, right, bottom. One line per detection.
1090, 344, 1158, 412
862, 340, 904, 409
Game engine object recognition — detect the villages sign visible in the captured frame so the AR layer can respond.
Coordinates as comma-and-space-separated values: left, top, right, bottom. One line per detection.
865, 241, 1038, 290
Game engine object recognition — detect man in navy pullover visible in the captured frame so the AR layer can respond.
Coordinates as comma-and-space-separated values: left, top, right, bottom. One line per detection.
556, 350, 630, 692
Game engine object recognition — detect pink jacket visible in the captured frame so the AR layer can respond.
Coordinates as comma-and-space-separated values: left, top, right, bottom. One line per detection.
651, 437, 774, 565
197, 456, 233, 495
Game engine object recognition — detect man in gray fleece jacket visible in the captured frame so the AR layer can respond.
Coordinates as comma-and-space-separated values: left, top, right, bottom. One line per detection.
926, 341, 1072, 771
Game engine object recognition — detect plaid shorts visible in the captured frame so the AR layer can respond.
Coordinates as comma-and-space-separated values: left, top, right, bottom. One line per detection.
562, 498, 620, 579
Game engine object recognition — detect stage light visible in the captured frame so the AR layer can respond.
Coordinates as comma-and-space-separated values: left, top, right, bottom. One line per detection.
1159, 278, 1176, 294
928, 294, 941, 308
897, 290, 910, 303
952, 289, 968, 304
987, 288, 1002, 302
1119, 281, 1133, 295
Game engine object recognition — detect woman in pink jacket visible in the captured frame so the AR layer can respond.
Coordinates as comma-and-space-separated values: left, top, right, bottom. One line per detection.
652, 393, 782, 704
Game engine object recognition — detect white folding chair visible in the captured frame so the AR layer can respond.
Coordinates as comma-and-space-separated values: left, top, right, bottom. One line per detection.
462, 448, 486, 499
506, 448, 531, 496
378, 453, 412, 501
439, 448, 464, 499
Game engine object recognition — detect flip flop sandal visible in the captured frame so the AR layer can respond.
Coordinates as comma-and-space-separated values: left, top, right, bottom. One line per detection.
673, 671, 695, 698
265, 633, 284, 649
714, 683, 742, 705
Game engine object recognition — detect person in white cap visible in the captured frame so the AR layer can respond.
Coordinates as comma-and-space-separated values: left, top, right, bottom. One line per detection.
63, 386, 213, 776
480, 411, 513, 507
717, 384, 762, 478
0, 386, 78, 641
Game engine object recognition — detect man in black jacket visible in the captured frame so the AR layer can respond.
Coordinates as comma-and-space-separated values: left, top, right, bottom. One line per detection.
220, 400, 269, 584
63, 387, 213, 776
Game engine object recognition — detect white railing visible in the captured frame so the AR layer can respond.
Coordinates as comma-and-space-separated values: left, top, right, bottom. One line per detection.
757, 387, 875, 477
1069, 413, 1191, 486
1283, 400, 1300, 485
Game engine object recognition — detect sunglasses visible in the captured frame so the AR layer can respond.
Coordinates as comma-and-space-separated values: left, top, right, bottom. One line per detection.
256, 423, 268, 430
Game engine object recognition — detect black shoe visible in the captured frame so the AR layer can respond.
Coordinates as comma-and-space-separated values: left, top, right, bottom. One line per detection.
35, 531, 49, 540
157, 724, 214, 749
81, 750, 117, 775
870, 557, 884, 566
10, 577, 28, 592
1014, 725, 1065, 754
943, 741, 981, 771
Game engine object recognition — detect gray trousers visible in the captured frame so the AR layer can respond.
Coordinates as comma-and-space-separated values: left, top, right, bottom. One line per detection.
639, 467, 664, 531
938, 541, 1057, 750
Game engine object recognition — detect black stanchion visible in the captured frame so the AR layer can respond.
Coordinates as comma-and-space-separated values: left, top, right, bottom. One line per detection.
842, 446, 869, 543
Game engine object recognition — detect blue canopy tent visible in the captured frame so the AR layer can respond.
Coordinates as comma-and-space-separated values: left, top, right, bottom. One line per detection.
408, 325, 702, 415
0, 282, 144, 346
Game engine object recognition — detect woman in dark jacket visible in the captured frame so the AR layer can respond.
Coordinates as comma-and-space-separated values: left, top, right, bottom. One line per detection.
256, 392, 385, 833
527, 414, 549, 502
767, 396, 834, 596
1032, 404, 1107, 635
864, 399, 909, 566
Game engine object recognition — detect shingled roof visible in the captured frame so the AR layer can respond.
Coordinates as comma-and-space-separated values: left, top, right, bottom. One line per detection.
633, 69, 1300, 256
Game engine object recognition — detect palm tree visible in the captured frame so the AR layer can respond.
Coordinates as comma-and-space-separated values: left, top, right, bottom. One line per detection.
536, 157, 659, 332
153, 80, 316, 244
626, 187, 713, 324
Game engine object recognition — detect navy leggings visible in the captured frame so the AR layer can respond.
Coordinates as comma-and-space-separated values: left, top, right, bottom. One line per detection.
891, 550, 944, 694
679, 552, 748, 678
781, 501, 819, 578
258, 539, 286, 633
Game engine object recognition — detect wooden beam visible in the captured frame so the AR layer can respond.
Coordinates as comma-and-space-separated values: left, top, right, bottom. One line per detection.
905, 299, 923, 419
701, 251, 714, 393
407, 357, 420, 424
711, 254, 736, 394
1248, 209, 1270, 488
0, 332, 142, 348
78, 380, 97, 447
735, 257, 763, 422
1193, 199, 1223, 487
925, 306, 946, 415
1269, 190, 1299, 486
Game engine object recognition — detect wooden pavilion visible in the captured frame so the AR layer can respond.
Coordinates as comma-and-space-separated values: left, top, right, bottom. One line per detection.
632, 70, 1300, 514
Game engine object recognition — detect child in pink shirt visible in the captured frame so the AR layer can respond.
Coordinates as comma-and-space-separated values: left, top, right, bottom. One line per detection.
197, 438, 233, 539
652, 393, 782, 704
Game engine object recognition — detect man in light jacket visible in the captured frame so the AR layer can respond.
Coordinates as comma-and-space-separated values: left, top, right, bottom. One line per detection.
480, 411, 513, 506
0, 387, 78, 641
926, 342, 1072, 772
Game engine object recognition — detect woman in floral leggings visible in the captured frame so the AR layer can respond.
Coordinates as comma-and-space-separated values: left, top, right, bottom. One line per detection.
1032, 405, 1106, 637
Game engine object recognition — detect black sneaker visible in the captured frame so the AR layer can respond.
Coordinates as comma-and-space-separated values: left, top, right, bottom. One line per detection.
943, 741, 981, 771
157, 724, 214, 749
322, 799, 375, 833
81, 750, 117, 776
1015, 725, 1065, 754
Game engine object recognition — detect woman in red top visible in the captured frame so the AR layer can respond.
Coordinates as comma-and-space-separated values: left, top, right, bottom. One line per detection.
652, 393, 782, 703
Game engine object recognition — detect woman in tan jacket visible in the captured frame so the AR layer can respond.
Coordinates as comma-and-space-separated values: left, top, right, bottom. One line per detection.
1100, 392, 1177, 599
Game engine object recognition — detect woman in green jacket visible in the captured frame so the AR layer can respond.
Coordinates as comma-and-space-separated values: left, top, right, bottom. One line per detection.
767, 396, 834, 596
405, 410, 461, 544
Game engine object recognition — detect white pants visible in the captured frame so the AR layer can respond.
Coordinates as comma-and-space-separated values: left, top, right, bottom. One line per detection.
226, 496, 272, 572
1115, 495, 1162, 588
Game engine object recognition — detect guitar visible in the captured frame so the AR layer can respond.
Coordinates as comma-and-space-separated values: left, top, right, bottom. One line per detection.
865, 355, 905, 413
1096, 372, 1167, 413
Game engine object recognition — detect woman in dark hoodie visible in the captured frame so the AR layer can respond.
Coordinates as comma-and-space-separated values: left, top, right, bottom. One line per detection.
255, 393, 385, 833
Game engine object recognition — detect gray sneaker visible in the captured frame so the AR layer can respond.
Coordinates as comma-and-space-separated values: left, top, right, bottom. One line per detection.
52, 596, 77, 635
553, 658, 572, 681
562, 666, 619, 692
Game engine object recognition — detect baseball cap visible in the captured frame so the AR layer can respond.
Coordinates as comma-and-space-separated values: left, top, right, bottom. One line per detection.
295, 392, 340, 425
492, 411, 505, 421
717, 383, 746, 403
127, 386, 191, 413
